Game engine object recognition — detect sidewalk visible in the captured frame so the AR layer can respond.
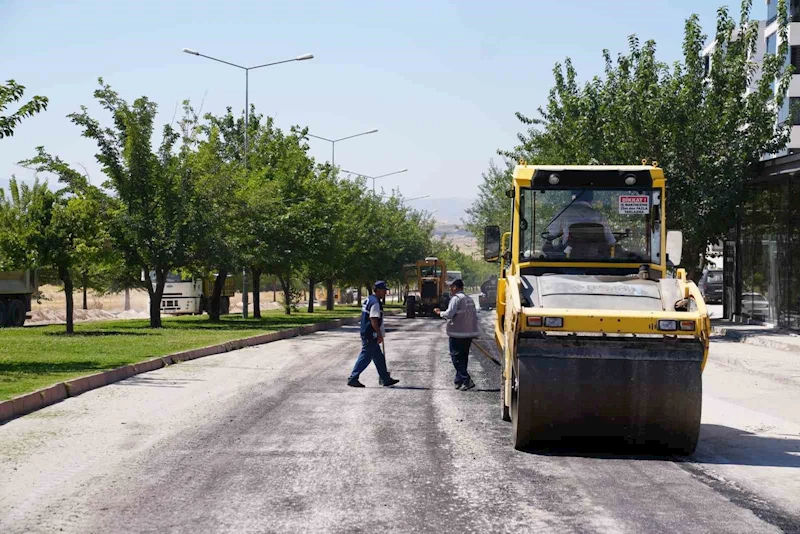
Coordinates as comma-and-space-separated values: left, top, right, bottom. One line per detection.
712, 320, 800, 353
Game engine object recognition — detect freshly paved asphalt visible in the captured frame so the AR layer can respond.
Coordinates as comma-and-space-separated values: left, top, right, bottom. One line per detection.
2, 300, 799, 533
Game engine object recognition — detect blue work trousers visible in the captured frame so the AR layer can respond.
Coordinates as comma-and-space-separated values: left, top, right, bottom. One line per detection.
449, 337, 472, 385
349, 337, 390, 381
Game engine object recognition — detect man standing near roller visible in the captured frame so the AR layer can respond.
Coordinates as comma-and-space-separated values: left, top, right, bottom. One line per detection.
434, 279, 481, 390
347, 281, 399, 388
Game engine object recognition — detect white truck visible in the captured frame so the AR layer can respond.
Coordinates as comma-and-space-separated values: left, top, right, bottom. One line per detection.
0, 270, 37, 327
155, 272, 234, 315
446, 270, 462, 286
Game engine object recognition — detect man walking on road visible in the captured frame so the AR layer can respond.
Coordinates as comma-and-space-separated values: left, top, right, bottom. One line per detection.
347, 281, 400, 388
434, 279, 481, 390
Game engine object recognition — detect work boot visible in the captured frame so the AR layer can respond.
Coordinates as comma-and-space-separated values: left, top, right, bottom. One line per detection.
454, 382, 464, 390
459, 379, 475, 391
347, 378, 365, 388
381, 376, 400, 387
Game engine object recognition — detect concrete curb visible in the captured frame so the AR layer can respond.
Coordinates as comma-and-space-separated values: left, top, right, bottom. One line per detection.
712, 325, 800, 353
0, 313, 375, 425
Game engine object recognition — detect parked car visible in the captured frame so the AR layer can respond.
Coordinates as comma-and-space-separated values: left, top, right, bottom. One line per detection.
699, 269, 723, 304
741, 292, 770, 321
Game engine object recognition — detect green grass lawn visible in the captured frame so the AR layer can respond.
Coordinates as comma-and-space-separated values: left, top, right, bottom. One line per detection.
0, 308, 361, 400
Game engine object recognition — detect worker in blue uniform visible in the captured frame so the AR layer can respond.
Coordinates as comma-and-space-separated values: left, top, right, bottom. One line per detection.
347, 281, 400, 388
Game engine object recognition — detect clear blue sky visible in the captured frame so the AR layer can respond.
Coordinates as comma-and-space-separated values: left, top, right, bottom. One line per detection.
1, 1, 746, 202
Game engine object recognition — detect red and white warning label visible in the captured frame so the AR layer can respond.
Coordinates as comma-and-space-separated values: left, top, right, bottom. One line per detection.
618, 195, 650, 215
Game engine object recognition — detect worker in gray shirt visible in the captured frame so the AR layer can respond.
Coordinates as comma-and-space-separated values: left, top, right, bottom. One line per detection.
434, 279, 481, 390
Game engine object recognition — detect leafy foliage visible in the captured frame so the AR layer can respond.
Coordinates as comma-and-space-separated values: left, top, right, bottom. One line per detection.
464, 159, 514, 237
489, 1, 792, 276
14, 149, 110, 333
0, 80, 48, 138
68, 79, 195, 327
4, 82, 438, 327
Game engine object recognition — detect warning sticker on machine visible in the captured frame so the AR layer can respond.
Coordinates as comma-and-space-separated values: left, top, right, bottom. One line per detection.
618, 195, 650, 215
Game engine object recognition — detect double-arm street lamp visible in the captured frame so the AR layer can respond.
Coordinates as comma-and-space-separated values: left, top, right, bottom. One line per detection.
306, 129, 378, 169
182, 47, 313, 318
341, 168, 409, 196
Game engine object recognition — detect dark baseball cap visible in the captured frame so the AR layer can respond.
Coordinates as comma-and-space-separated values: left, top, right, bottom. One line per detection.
451, 279, 464, 288
374, 281, 389, 290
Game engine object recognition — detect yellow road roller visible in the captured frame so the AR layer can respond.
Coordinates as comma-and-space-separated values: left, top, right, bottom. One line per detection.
484, 165, 710, 454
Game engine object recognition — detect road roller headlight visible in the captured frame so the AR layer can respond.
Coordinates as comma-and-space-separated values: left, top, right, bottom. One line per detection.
658, 320, 678, 331
526, 316, 563, 328
680, 320, 695, 331
544, 317, 564, 328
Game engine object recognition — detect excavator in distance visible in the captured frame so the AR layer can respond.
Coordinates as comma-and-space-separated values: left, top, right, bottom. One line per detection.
484, 165, 710, 453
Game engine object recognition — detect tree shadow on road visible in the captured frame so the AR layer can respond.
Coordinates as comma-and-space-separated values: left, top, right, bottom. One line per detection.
114, 375, 205, 388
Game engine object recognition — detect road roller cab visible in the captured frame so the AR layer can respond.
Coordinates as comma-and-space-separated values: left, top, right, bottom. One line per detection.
484, 165, 710, 453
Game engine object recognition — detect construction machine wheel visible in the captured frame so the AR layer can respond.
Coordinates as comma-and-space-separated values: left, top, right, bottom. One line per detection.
220, 297, 230, 315
8, 299, 26, 327
406, 296, 416, 318
511, 363, 535, 449
511, 339, 703, 454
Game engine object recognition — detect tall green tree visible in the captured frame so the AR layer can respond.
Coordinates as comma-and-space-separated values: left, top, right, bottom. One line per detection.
464, 159, 514, 237
0, 80, 48, 138
178, 103, 246, 321
15, 150, 110, 334
68, 79, 195, 327
494, 0, 791, 277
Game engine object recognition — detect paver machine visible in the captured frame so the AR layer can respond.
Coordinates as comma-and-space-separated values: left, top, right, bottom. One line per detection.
484, 165, 710, 453
404, 257, 450, 318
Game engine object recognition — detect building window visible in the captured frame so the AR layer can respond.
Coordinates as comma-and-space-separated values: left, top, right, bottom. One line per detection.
768, 0, 779, 25
703, 54, 711, 77
792, 47, 800, 72
791, 98, 800, 126
767, 32, 777, 56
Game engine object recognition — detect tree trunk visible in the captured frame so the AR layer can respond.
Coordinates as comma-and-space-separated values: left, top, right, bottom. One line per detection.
365, 281, 373, 295
209, 268, 229, 322
307, 277, 315, 313
279, 275, 292, 315
60, 267, 74, 335
124, 288, 130, 311
357, 286, 362, 304
82, 272, 88, 310
326, 279, 335, 311
273, 281, 276, 303
147, 268, 165, 328
252, 268, 262, 319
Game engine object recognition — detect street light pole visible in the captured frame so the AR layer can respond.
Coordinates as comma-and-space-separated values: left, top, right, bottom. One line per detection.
341, 168, 409, 196
306, 129, 378, 170
182, 48, 313, 319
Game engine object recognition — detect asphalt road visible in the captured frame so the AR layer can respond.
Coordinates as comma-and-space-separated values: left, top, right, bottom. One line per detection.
2, 302, 799, 533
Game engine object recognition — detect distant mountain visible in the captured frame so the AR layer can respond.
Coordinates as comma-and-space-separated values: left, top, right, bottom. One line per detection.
409, 197, 473, 225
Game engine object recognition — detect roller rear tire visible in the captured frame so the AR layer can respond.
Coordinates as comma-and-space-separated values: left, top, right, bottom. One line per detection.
406, 296, 416, 318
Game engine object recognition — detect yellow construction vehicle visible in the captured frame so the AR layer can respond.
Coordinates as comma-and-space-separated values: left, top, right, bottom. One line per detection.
484, 165, 710, 454
404, 257, 450, 318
